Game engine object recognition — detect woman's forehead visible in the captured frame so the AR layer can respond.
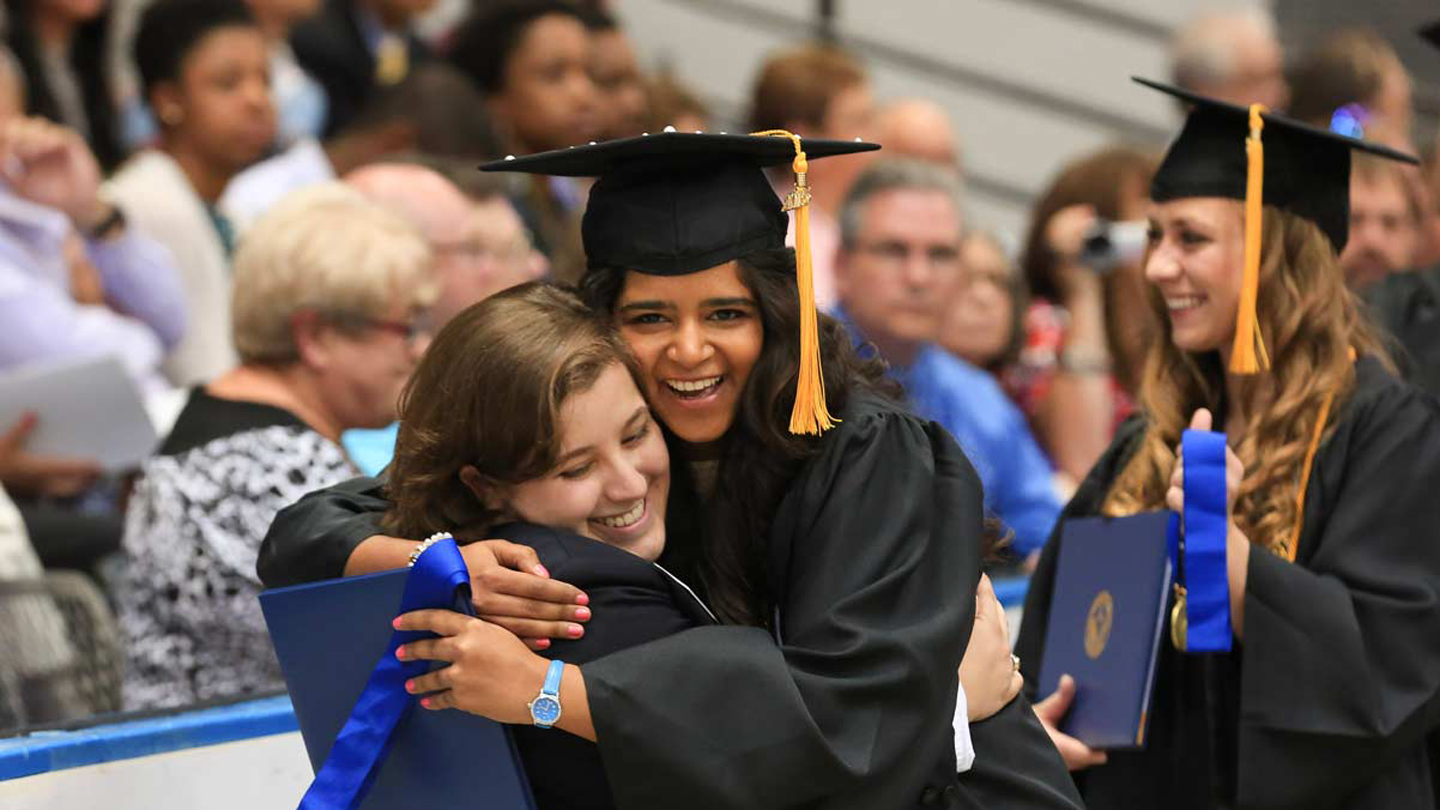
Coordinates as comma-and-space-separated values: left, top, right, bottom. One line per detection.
617, 262, 750, 303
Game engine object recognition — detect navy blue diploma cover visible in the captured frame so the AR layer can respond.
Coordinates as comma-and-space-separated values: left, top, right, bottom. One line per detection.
1036, 512, 1174, 749
260, 568, 537, 809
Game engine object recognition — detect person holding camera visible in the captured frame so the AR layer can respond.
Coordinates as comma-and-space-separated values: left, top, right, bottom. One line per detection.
1012, 146, 1159, 485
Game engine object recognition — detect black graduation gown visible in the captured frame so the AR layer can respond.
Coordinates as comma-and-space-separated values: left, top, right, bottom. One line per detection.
1014, 356, 1440, 810
491, 523, 717, 810
1366, 265, 1440, 400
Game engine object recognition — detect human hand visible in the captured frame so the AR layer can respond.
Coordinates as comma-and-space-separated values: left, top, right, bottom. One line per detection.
0, 117, 107, 232
1166, 409, 1250, 637
1045, 204, 1103, 303
0, 413, 102, 497
959, 574, 1023, 721
460, 539, 590, 649
394, 609, 549, 723
1033, 674, 1108, 770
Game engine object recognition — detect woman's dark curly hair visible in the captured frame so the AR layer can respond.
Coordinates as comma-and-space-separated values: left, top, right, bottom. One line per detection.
580, 248, 898, 626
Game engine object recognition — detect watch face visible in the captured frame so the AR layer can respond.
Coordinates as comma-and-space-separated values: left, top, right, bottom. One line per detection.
531, 696, 561, 725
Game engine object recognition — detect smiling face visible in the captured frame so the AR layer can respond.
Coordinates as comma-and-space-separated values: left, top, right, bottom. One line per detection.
1144, 197, 1245, 356
615, 262, 764, 448
491, 363, 670, 560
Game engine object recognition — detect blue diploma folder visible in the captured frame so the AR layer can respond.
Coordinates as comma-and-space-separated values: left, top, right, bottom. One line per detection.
1036, 512, 1174, 749
260, 569, 537, 809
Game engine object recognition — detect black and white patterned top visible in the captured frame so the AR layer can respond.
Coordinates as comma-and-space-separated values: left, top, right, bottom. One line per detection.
116, 389, 357, 710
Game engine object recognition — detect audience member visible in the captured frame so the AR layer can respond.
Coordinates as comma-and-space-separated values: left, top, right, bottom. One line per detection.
289, 0, 434, 137
833, 158, 1060, 560
583, 8, 647, 140
346, 162, 542, 327
1341, 152, 1422, 290
751, 43, 875, 310
1288, 27, 1414, 151
873, 97, 961, 169
643, 72, 709, 134
1014, 145, 1157, 484
221, 63, 501, 230
1169, 8, 1288, 111
1367, 261, 1440, 401
115, 183, 433, 709
939, 231, 1026, 376
245, 0, 327, 145
447, 1, 601, 280
108, 0, 276, 388
4, 0, 127, 169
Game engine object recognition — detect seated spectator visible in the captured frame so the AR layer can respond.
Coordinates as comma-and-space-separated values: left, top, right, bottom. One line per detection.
939, 231, 1026, 377
583, 8, 648, 141
221, 63, 502, 230
4, 0, 126, 169
108, 0, 276, 388
1014, 145, 1157, 483
0, 113, 186, 391
346, 162, 543, 328
115, 183, 433, 709
833, 158, 1061, 560
751, 43, 876, 310
643, 72, 709, 135
1288, 27, 1414, 151
1342, 152, 1422, 290
290, 0, 434, 137
1169, 8, 1288, 111
446, 1, 601, 281
246, 0, 327, 146
873, 97, 961, 170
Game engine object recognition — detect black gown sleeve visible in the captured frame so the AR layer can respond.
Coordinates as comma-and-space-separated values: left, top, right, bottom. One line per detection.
257, 475, 391, 587
580, 404, 980, 810
1235, 374, 1440, 809
956, 692, 1085, 810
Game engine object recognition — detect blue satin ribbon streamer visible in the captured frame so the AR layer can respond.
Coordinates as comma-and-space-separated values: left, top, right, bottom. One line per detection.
1178, 429, 1232, 653
297, 538, 472, 810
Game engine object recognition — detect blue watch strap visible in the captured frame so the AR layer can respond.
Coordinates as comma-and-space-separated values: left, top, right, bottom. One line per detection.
542, 659, 565, 697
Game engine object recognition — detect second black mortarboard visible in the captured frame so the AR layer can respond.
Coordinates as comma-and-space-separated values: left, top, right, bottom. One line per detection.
480, 130, 878, 434
1135, 77, 1417, 373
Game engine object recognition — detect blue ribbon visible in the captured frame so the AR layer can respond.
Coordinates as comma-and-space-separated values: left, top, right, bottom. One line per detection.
298, 538, 472, 810
1177, 429, 1232, 653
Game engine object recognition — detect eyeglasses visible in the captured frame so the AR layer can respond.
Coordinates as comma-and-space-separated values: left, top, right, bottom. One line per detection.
330, 312, 434, 346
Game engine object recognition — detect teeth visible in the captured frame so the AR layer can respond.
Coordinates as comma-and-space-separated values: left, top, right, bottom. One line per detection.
665, 376, 721, 393
594, 500, 644, 529
1165, 296, 1204, 311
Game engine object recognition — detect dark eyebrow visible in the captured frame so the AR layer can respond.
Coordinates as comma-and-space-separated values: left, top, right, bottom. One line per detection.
702, 297, 756, 308
617, 300, 672, 313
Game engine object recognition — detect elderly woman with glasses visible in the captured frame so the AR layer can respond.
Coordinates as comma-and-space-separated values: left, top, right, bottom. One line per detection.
115, 183, 434, 710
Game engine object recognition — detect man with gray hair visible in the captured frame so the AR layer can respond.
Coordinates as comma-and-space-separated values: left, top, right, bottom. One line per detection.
1170, 8, 1289, 111
833, 159, 1060, 560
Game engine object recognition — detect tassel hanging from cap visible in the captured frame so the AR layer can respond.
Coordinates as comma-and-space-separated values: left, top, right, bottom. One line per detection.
1231, 103, 1271, 375
750, 129, 838, 435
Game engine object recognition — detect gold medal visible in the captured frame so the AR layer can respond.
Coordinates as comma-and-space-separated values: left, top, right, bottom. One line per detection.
1170, 584, 1188, 652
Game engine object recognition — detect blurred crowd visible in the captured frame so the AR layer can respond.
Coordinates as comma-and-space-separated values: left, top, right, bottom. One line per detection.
1, 0, 1438, 728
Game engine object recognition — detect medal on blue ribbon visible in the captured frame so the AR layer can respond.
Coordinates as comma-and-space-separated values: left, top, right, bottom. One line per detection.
1169, 429, 1232, 653
297, 537, 472, 810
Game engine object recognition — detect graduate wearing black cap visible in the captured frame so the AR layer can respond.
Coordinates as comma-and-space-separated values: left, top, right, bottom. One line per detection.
260, 130, 1085, 809
1015, 79, 1440, 809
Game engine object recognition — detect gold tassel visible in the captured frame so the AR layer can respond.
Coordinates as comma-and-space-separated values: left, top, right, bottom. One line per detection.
1231, 104, 1271, 374
750, 129, 838, 435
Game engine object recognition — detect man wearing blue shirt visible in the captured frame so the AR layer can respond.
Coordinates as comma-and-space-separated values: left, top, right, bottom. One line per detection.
832, 159, 1061, 559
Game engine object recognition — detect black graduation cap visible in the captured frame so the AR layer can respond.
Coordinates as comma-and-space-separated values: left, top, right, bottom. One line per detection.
1135, 77, 1417, 375
479, 131, 877, 276
1420, 19, 1440, 51
480, 130, 879, 434
1137, 76, 1416, 254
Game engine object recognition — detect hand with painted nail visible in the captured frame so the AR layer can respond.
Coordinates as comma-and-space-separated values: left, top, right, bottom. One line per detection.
459, 539, 593, 648
394, 608, 594, 741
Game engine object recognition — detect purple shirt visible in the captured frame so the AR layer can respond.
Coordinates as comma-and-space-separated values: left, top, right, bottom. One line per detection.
0, 188, 187, 391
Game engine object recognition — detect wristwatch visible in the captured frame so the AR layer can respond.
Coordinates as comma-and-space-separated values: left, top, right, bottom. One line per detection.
408, 532, 452, 566
528, 659, 565, 729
